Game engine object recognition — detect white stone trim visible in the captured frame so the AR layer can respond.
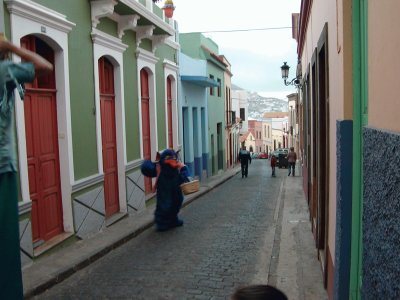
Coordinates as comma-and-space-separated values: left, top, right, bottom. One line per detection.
116, 14, 141, 39
165, 37, 180, 50
90, 0, 118, 28
119, 0, 175, 36
151, 34, 169, 53
7, 0, 76, 233
71, 173, 104, 193
125, 158, 143, 172
5, 0, 75, 33
163, 59, 178, 149
92, 31, 128, 214
18, 201, 32, 215
136, 47, 159, 65
91, 28, 128, 53
135, 25, 155, 47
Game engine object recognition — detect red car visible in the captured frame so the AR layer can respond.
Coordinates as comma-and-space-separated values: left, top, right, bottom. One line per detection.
258, 152, 268, 159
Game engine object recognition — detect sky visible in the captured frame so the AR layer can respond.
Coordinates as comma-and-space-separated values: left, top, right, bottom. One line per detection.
159, 0, 301, 100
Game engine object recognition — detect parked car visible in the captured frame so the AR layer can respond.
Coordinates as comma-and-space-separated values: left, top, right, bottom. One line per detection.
278, 152, 288, 168
271, 148, 289, 168
258, 152, 268, 159
251, 152, 259, 159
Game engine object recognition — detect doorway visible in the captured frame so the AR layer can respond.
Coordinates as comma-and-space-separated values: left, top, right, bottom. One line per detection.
22, 35, 63, 243
140, 69, 152, 193
99, 57, 120, 217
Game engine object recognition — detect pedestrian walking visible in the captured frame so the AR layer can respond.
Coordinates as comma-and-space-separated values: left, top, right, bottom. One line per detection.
231, 284, 288, 300
238, 145, 251, 178
0, 33, 53, 300
287, 147, 297, 176
270, 155, 277, 177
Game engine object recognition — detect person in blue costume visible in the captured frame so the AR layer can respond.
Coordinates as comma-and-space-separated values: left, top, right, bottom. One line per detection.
154, 149, 185, 232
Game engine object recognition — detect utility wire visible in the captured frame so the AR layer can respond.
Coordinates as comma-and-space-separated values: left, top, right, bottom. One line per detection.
181, 26, 294, 34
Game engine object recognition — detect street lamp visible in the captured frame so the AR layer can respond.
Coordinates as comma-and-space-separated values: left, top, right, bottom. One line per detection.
281, 62, 301, 88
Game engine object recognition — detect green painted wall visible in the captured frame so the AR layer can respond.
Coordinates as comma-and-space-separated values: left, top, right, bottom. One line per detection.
31, 0, 179, 174
207, 63, 225, 173
33, 0, 98, 180
201, 34, 219, 53
179, 33, 202, 59
122, 31, 140, 162
2, 2, 10, 38
153, 3, 163, 19
141, 39, 152, 52
97, 18, 118, 37
351, 0, 368, 299
180, 33, 226, 173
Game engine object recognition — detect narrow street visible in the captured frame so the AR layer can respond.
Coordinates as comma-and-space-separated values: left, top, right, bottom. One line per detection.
33, 160, 327, 300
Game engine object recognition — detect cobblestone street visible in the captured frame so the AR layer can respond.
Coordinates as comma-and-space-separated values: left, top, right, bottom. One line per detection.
33, 160, 326, 299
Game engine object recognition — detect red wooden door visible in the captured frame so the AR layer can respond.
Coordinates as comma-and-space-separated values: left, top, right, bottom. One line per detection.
140, 69, 152, 193
167, 77, 173, 149
99, 57, 119, 217
22, 36, 63, 242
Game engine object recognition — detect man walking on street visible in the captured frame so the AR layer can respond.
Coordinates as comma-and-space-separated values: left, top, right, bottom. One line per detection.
238, 145, 251, 178
287, 147, 297, 176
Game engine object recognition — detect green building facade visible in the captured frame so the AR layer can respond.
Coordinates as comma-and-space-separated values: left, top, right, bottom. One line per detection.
180, 33, 227, 175
2, 0, 179, 268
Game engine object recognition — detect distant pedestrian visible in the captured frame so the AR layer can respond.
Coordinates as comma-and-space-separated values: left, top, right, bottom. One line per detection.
231, 284, 288, 300
270, 155, 277, 177
0, 33, 53, 300
287, 147, 297, 176
238, 145, 251, 178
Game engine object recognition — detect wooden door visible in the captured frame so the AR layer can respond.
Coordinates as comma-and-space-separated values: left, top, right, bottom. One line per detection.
99, 57, 119, 217
140, 69, 152, 193
167, 76, 173, 149
22, 36, 63, 243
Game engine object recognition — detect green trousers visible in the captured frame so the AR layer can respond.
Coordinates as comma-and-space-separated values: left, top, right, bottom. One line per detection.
0, 172, 23, 299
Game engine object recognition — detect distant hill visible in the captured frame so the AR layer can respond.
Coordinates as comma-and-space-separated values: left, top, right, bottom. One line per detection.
248, 92, 288, 119
231, 85, 288, 119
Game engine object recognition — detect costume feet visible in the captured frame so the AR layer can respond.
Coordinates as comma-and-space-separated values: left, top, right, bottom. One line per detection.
156, 219, 184, 232
175, 219, 184, 227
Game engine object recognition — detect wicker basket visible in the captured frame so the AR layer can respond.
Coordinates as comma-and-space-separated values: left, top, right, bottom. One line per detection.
180, 180, 200, 195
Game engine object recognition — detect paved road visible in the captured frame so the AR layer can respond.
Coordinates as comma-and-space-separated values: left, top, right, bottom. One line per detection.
35, 160, 286, 300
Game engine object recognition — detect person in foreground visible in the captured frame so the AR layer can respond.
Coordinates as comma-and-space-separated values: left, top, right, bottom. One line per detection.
141, 149, 185, 232
154, 149, 185, 231
0, 34, 53, 299
231, 284, 288, 300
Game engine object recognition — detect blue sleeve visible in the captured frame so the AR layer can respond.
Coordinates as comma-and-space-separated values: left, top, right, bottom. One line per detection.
8, 62, 35, 84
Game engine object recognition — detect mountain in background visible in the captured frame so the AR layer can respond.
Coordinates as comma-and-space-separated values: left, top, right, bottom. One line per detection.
232, 84, 288, 119
248, 92, 288, 119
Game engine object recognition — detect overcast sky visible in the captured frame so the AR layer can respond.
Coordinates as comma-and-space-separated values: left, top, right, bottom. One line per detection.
162, 0, 301, 100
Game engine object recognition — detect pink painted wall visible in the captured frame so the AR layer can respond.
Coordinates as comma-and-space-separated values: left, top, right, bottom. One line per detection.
299, 0, 353, 270
368, 1, 400, 132
248, 120, 263, 152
